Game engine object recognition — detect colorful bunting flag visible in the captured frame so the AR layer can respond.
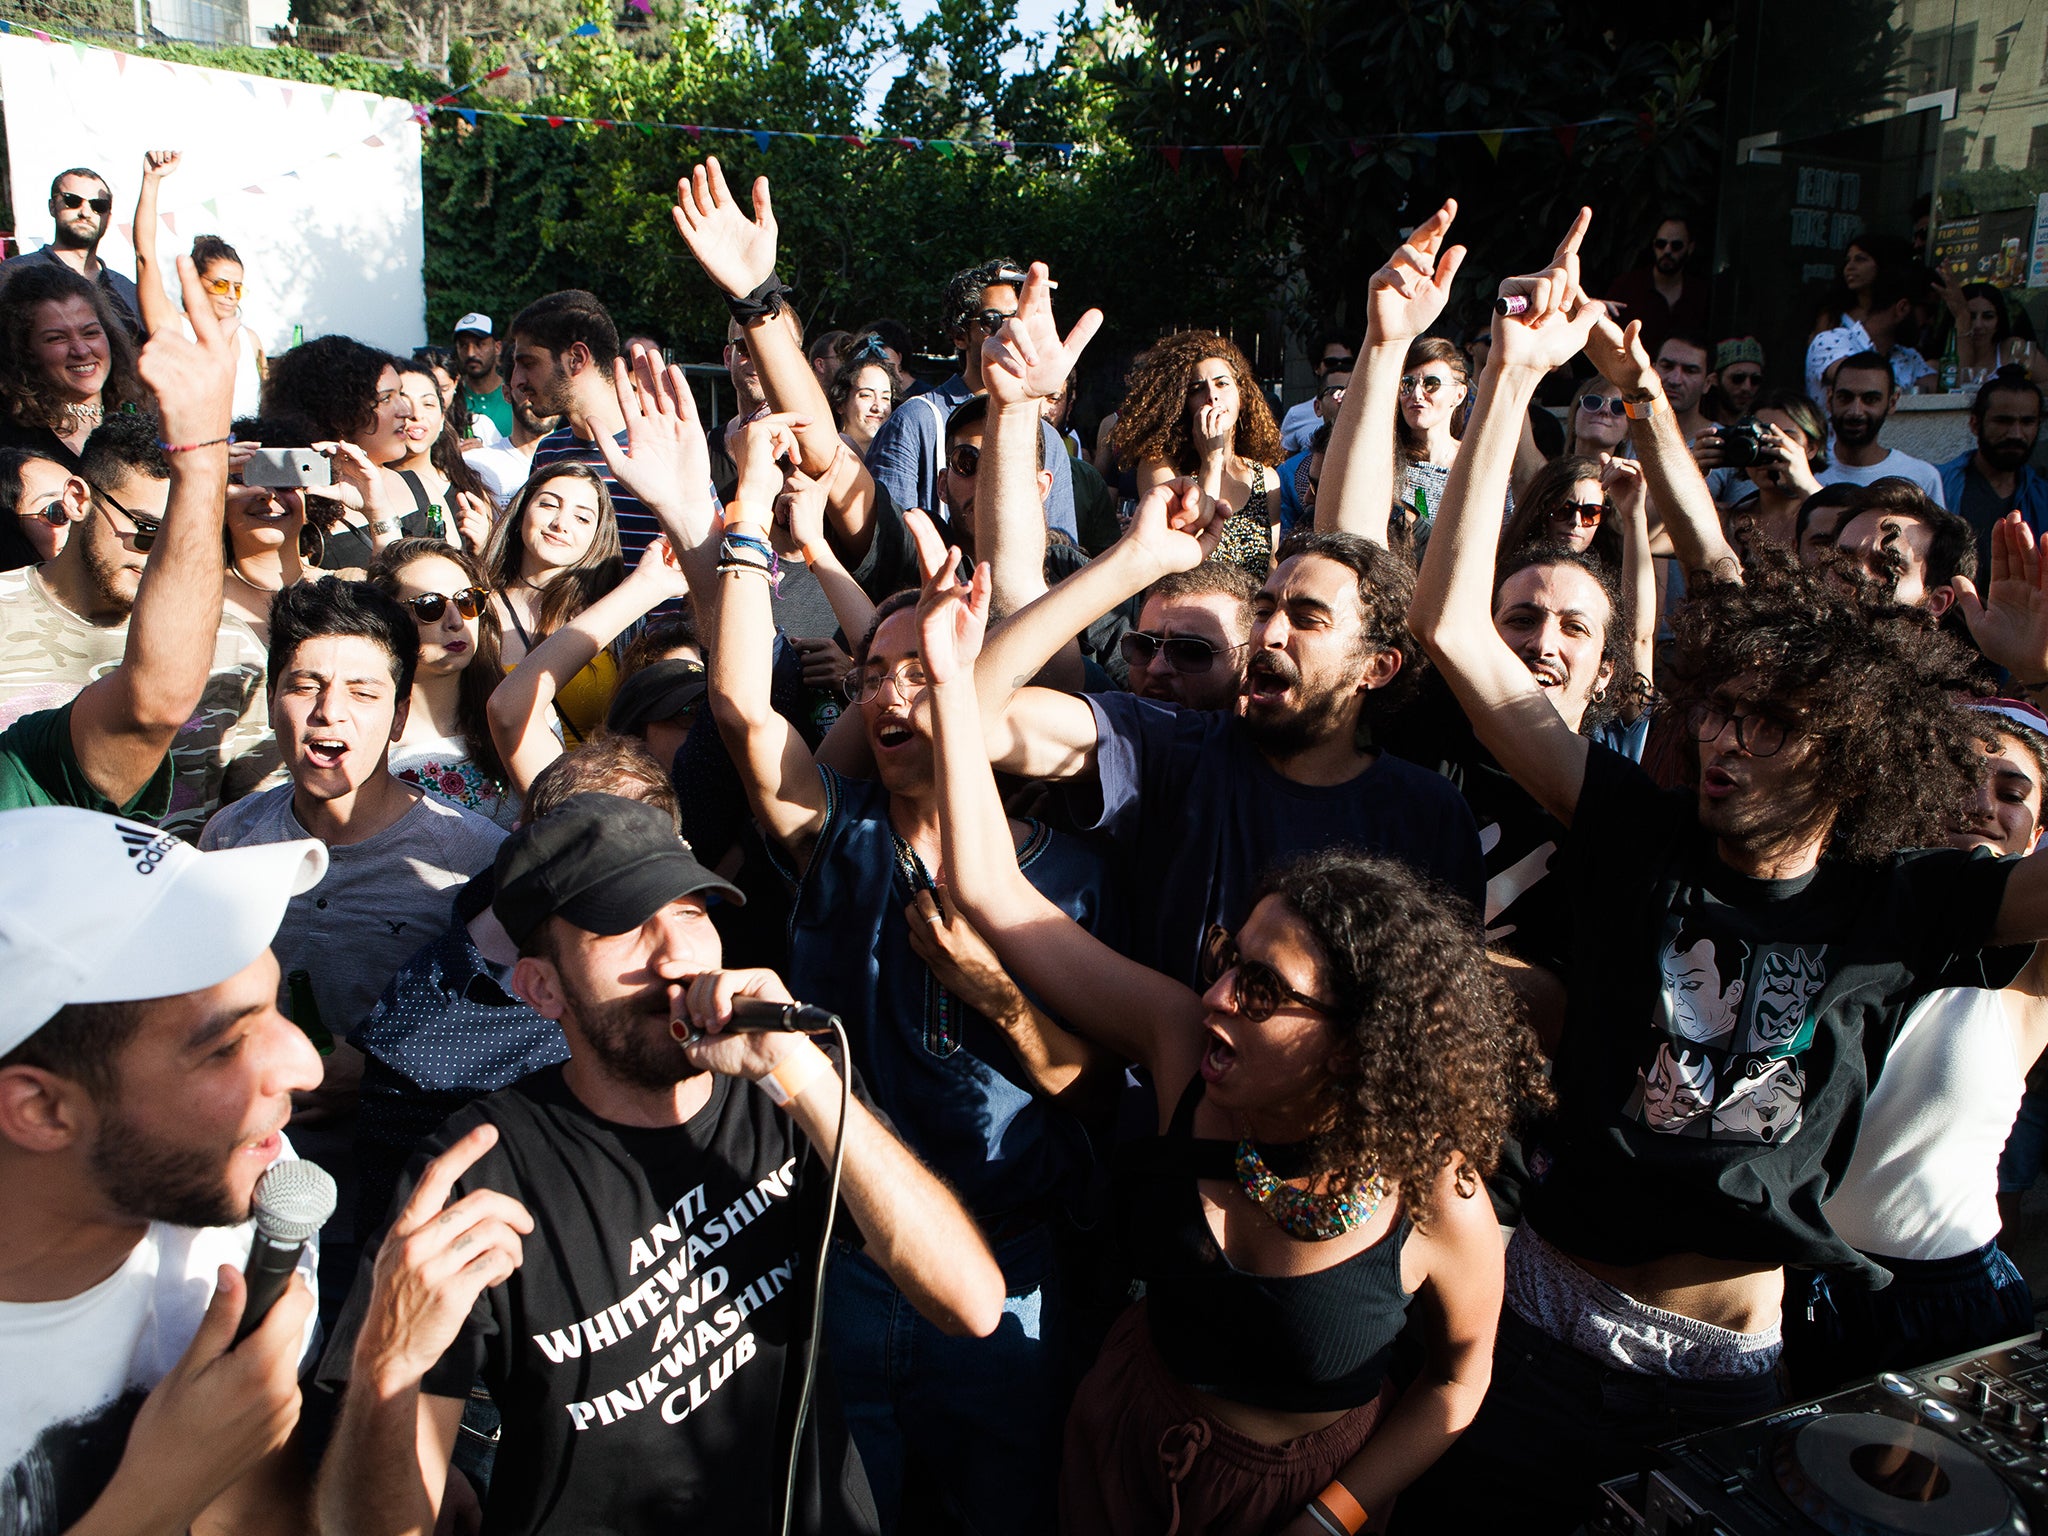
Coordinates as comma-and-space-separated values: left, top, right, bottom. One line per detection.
1220, 145, 1244, 178
1479, 131, 1504, 160
1555, 124, 1578, 158
751, 130, 770, 151
201, 198, 219, 217
1160, 146, 1182, 172
1289, 145, 1310, 175
570, 21, 599, 36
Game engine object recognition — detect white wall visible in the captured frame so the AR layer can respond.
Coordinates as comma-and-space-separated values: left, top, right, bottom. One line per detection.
0, 33, 426, 354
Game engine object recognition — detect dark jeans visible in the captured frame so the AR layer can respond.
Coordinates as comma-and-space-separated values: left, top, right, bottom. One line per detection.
1392, 1309, 1783, 1534
822, 1223, 1063, 1536
1783, 1240, 2036, 1399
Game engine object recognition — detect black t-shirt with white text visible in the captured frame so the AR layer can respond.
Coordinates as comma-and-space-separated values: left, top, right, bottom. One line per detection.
321, 1065, 878, 1536
1526, 745, 2026, 1275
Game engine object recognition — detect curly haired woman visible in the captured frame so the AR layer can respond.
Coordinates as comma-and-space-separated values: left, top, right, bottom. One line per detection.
0, 263, 145, 459
1111, 331, 1286, 577
910, 509, 1547, 1535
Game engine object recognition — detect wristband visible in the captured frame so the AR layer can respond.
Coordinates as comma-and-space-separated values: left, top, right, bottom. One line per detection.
159, 432, 235, 453
758, 1041, 832, 1106
1311, 1480, 1368, 1534
726, 273, 792, 325
1304, 1506, 1348, 1536
1621, 395, 1665, 421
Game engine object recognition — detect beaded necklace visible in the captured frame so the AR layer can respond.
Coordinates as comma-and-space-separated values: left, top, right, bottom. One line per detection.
1233, 1140, 1386, 1241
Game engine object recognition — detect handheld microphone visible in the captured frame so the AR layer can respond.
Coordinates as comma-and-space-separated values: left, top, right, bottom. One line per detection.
235, 1158, 336, 1344
672, 996, 844, 1046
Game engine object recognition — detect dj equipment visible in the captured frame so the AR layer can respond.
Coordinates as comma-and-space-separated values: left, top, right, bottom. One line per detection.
1594, 1333, 2048, 1536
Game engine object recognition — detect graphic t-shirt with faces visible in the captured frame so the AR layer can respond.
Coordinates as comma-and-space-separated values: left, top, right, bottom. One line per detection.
321, 1066, 878, 1536
1526, 745, 2026, 1275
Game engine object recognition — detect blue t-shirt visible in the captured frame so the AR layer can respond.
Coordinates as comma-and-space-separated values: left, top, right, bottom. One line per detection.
777, 766, 1111, 1217
861, 372, 1078, 542
1082, 692, 1486, 987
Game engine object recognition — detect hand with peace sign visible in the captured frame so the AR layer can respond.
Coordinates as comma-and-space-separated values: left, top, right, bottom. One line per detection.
1365, 199, 1466, 350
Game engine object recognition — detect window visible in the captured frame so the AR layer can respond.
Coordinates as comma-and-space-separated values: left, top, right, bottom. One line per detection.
1984, 134, 2000, 169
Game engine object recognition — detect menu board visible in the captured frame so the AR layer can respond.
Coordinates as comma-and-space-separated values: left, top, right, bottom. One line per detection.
1935, 207, 2036, 288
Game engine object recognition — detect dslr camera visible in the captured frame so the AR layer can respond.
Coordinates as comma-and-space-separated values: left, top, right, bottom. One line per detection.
1717, 417, 1777, 470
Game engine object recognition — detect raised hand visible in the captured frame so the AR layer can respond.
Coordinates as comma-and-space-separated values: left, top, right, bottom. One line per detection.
907, 507, 990, 683
904, 887, 1018, 1019
351, 1125, 532, 1395
1757, 423, 1820, 497
732, 412, 808, 514
1365, 199, 1465, 348
671, 156, 778, 299
1600, 456, 1647, 519
138, 257, 235, 448
595, 347, 713, 533
1492, 207, 1602, 376
776, 464, 831, 559
1192, 400, 1234, 459
1116, 477, 1221, 580
618, 531, 692, 604
452, 489, 495, 553
1583, 313, 1660, 396
981, 261, 1104, 407
142, 149, 182, 180
673, 967, 822, 1081
1954, 514, 2048, 684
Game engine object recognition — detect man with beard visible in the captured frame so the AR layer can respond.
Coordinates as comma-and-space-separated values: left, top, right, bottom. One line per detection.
1401, 213, 2048, 1532
1829, 480, 1978, 617
1122, 560, 1257, 712
1596, 215, 1709, 365
463, 387, 564, 510
1817, 351, 1946, 504
0, 412, 269, 838
1940, 369, 2048, 562
450, 314, 513, 443
0, 805, 328, 1535
1, 167, 142, 337
315, 792, 1003, 1536
1705, 336, 1766, 426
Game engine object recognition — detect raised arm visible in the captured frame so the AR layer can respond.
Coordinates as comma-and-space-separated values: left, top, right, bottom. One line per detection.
910, 509, 1204, 1077
975, 478, 1219, 778
707, 414, 830, 860
1603, 457, 1659, 686
780, 466, 876, 642
979, 262, 1103, 619
671, 157, 881, 556
130, 151, 182, 339
1409, 213, 1603, 828
1583, 315, 1740, 586
67, 256, 233, 806
1318, 201, 1465, 543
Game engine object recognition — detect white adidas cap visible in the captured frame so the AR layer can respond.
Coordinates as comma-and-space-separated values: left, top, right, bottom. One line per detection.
0, 807, 328, 1056
453, 312, 493, 336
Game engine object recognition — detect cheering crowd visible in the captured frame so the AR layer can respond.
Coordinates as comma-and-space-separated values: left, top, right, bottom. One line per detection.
6, 145, 2048, 1536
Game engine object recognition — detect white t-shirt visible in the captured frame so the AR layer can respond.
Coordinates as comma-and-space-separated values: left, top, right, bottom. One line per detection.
465, 442, 535, 510
0, 1150, 319, 1532
1816, 448, 1948, 507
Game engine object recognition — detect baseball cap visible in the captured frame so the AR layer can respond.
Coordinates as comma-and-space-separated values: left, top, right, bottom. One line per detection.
453, 313, 494, 337
493, 793, 743, 946
606, 659, 707, 737
0, 807, 328, 1056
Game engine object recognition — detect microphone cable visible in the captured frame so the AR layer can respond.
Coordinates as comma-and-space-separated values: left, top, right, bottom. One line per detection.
780, 1014, 851, 1536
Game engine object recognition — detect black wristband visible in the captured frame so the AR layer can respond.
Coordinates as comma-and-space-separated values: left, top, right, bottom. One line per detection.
726, 273, 791, 325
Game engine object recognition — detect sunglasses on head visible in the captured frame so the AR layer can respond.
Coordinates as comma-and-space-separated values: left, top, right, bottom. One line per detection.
59, 192, 112, 214
1199, 925, 1339, 1022
202, 276, 245, 300
92, 486, 159, 551
401, 587, 488, 623
947, 444, 980, 477
1119, 630, 1243, 675
1548, 500, 1609, 527
1578, 394, 1628, 415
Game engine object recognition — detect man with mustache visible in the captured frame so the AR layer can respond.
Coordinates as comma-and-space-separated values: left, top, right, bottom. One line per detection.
1939, 369, 2048, 564
1816, 351, 1946, 505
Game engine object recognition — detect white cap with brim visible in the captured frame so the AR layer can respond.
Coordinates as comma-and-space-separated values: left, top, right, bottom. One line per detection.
453, 313, 493, 336
0, 807, 329, 1057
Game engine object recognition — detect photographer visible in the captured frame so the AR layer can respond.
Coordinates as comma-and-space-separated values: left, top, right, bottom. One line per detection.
1693, 391, 1826, 558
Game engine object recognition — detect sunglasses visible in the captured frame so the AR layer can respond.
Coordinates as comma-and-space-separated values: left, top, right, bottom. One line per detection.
1653, 237, 1688, 251
1200, 925, 1339, 1022
968, 308, 1019, 333
1398, 374, 1451, 396
1119, 631, 1244, 675
1320, 354, 1356, 372
92, 487, 159, 551
1578, 394, 1629, 415
1318, 383, 1348, 402
59, 192, 112, 214
202, 276, 245, 300
401, 587, 488, 623
1548, 500, 1609, 527
947, 444, 980, 477
1721, 369, 1764, 388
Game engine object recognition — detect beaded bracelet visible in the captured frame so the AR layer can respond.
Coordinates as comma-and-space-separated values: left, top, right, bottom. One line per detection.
160, 432, 236, 453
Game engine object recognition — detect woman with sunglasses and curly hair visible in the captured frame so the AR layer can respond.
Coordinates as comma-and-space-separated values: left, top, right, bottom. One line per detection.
482, 462, 624, 746
910, 510, 1547, 1535
1111, 331, 1286, 577
0, 263, 145, 460
829, 336, 905, 455
368, 538, 516, 827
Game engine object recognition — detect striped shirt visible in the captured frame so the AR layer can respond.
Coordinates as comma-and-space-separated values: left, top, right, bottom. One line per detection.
529, 425, 660, 565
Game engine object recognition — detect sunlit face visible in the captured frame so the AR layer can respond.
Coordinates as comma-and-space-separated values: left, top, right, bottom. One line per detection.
508, 339, 575, 419
1956, 732, 2046, 856
941, 425, 982, 525
271, 633, 408, 801
1573, 389, 1628, 452
857, 608, 932, 793
1968, 295, 2002, 341
75, 951, 323, 1229
33, 296, 110, 405
724, 323, 764, 409
78, 469, 171, 615
520, 473, 602, 576
49, 173, 109, 249
1245, 554, 1388, 754
355, 365, 414, 463
1828, 367, 1894, 448
1399, 361, 1466, 434
844, 364, 894, 438
391, 553, 481, 680
1835, 509, 1943, 611
13, 455, 88, 562
224, 483, 305, 562
1131, 590, 1249, 711
1541, 476, 1607, 555
198, 259, 244, 323
1195, 895, 1342, 1120
396, 371, 444, 462
1655, 341, 1710, 414
1493, 562, 1614, 732
1187, 356, 1242, 437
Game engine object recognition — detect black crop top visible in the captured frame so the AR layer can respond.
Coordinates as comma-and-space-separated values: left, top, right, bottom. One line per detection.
1112, 1076, 1414, 1412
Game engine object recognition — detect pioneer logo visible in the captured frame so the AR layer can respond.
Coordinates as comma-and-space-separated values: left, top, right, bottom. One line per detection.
117, 823, 176, 874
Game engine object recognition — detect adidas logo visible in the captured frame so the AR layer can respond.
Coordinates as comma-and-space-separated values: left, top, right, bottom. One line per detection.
117, 823, 175, 875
